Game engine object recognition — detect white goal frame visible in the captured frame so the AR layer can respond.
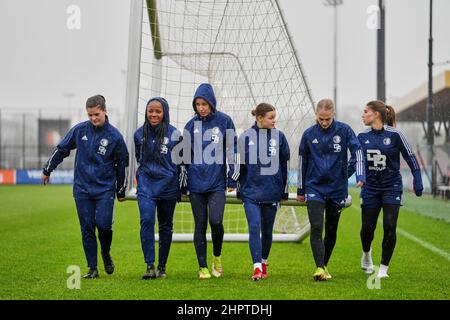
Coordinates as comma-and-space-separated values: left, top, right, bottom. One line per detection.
122, 0, 320, 242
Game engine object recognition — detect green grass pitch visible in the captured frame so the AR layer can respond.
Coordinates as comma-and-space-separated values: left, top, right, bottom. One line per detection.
0, 185, 449, 300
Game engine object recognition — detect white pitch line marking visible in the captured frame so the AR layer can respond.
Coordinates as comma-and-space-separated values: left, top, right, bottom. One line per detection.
397, 228, 450, 262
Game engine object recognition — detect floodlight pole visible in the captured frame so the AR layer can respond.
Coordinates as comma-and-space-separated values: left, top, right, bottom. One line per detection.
427, 0, 435, 194
323, 0, 343, 118
377, 0, 386, 102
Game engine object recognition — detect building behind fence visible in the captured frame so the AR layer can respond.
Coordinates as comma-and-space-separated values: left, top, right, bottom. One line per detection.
0, 107, 123, 170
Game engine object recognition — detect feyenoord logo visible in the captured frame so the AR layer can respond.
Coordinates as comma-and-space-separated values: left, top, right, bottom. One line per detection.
211, 127, 220, 144
383, 138, 391, 145
98, 139, 108, 155
160, 137, 170, 154
333, 135, 341, 152
100, 139, 109, 147
269, 139, 277, 156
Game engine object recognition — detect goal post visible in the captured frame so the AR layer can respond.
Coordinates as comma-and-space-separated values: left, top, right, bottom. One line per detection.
123, 0, 318, 242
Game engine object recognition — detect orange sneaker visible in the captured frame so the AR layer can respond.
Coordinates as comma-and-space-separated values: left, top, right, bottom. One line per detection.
252, 268, 263, 281
261, 263, 269, 279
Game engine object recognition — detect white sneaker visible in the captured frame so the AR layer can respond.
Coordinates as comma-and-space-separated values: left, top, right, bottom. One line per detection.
377, 264, 389, 278
377, 272, 389, 279
361, 249, 373, 274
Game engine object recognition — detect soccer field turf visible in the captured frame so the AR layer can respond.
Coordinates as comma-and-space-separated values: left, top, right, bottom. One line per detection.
0, 185, 449, 300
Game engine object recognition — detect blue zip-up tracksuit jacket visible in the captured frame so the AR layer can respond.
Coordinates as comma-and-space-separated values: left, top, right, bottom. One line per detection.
43, 117, 129, 199
238, 124, 290, 203
297, 120, 365, 201
134, 97, 182, 200
349, 125, 423, 194
184, 83, 239, 193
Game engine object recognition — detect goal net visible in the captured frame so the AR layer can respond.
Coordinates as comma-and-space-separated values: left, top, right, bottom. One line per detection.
124, 0, 316, 242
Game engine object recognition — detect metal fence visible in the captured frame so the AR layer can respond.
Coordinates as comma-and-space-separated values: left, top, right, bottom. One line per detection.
0, 107, 123, 170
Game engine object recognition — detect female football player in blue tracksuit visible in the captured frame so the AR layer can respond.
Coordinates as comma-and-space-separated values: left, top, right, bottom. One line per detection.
42, 95, 129, 279
349, 100, 423, 278
134, 97, 182, 280
238, 103, 290, 281
183, 83, 239, 279
297, 98, 365, 281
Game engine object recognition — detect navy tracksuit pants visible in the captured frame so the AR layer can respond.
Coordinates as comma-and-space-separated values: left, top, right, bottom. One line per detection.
137, 197, 176, 267
243, 201, 278, 264
74, 197, 115, 269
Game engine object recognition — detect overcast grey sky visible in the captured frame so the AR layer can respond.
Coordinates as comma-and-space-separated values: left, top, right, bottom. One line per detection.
280, 0, 450, 120
0, 0, 449, 126
0, 0, 129, 112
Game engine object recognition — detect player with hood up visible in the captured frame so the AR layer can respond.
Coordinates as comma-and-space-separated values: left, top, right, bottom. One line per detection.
183, 83, 239, 279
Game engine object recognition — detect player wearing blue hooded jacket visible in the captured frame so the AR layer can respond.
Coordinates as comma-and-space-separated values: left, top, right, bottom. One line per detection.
183, 83, 239, 279
238, 103, 290, 281
134, 97, 182, 279
42, 95, 129, 279
349, 100, 423, 278
297, 99, 365, 281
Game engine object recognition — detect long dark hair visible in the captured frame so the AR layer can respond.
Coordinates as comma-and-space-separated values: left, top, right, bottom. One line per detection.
142, 99, 167, 162
366, 100, 396, 127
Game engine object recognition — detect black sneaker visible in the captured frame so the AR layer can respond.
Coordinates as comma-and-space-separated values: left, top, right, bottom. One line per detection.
83, 268, 99, 279
102, 252, 115, 275
156, 266, 166, 278
142, 264, 156, 280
